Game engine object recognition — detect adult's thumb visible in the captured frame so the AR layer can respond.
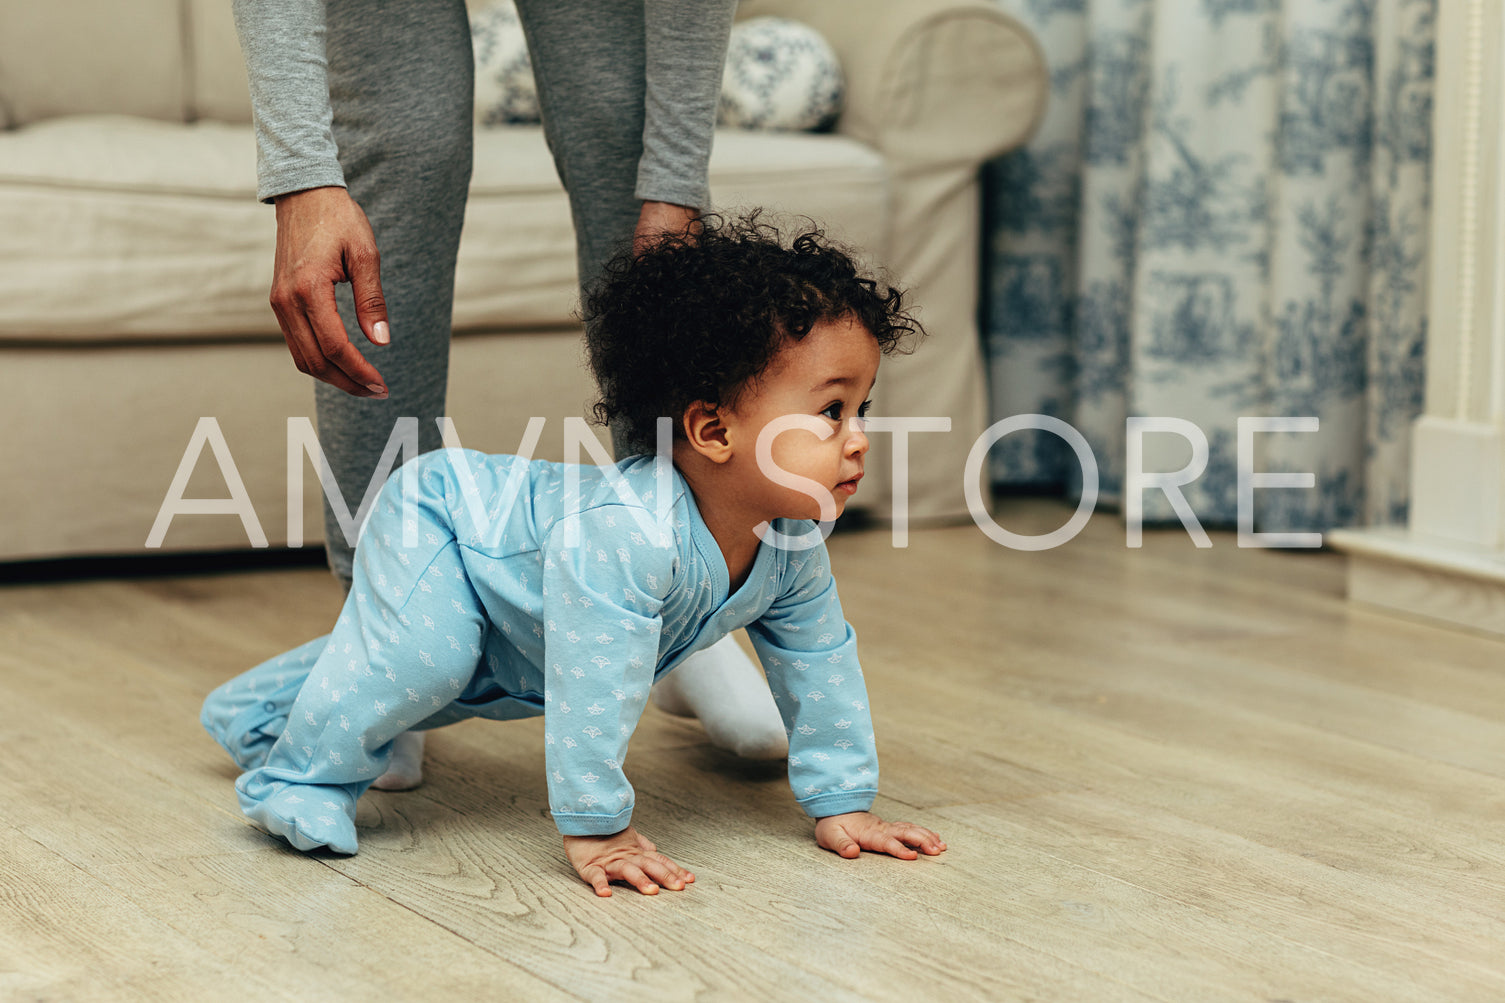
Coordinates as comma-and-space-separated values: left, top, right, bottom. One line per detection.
349, 245, 390, 345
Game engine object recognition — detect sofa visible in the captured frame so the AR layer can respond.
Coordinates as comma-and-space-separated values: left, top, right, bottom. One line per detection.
0, 0, 1045, 563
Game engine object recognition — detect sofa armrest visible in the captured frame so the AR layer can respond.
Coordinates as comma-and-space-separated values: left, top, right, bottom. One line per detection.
736, 0, 1047, 170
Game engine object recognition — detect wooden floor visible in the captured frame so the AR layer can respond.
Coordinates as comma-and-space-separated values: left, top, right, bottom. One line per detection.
3, 498, 1504, 1002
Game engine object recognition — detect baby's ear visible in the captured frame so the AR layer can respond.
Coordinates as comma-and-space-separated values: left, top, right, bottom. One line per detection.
681, 401, 732, 463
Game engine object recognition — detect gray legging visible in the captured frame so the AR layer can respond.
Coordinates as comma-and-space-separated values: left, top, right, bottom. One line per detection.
316, 0, 726, 583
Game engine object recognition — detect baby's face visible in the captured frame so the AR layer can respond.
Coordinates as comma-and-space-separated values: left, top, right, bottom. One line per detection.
726, 314, 880, 522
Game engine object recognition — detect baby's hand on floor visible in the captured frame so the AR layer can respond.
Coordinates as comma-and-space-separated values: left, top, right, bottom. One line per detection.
814, 811, 947, 861
563, 826, 696, 897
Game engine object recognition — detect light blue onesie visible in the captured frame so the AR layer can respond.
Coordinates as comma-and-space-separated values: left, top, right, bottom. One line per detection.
202, 449, 880, 853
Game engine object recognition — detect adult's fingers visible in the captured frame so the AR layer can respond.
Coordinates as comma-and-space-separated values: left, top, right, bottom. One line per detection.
633, 200, 698, 255
267, 185, 388, 395
347, 242, 390, 347
301, 280, 388, 396
278, 302, 374, 398
271, 300, 314, 377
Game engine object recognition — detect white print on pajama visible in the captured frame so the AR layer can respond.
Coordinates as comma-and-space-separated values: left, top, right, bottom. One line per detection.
202, 449, 880, 854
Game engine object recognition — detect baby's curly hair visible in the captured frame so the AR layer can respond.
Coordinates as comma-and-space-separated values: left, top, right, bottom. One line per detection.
581, 211, 923, 446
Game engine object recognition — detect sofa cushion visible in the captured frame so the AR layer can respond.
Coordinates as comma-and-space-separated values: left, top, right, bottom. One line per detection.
719, 17, 844, 132
0, 117, 272, 341
0, 117, 889, 343
472, 0, 541, 126
188, 0, 255, 125
0, 1, 187, 128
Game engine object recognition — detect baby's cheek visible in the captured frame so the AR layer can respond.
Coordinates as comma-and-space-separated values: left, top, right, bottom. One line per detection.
764, 438, 822, 478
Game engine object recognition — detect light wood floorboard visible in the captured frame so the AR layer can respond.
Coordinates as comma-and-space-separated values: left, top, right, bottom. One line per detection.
1, 499, 1502, 1001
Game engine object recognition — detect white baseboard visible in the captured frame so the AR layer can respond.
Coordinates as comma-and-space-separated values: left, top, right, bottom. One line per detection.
1328, 526, 1505, 637
1409, 416, 1504, 547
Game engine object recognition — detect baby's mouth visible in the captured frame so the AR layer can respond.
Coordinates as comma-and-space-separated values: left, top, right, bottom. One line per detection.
836, 472, 864, 496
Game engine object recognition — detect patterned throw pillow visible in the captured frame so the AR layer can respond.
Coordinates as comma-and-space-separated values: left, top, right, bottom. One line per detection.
469, 4, 844, 133
718, 17, 844, 132
472, 0, 539, 125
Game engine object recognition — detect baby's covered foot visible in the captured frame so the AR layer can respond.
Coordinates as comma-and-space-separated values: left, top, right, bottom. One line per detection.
650, 634, 789, 759
235, 775, 359, 855
371, 730, 426, 791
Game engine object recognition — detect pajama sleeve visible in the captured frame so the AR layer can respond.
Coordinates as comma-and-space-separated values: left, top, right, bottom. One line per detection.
637, 0, 736, 209
232, 0, 347, 203
747, 540, 880, 820
540, 506, 675, 836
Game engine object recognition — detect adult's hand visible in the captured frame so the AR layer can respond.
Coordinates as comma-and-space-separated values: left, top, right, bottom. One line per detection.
270, 186, 391, 398
633, 200, 699, 255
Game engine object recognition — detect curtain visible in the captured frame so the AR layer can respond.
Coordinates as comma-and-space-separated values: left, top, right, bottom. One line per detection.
982, 0, 1435, 533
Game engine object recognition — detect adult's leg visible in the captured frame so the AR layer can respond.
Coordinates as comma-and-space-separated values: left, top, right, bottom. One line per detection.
516, 0, 786, 759
513, 0, 646, 377
317, 0, 475, 586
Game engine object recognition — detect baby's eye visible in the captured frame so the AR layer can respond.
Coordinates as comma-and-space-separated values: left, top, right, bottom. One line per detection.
820, 401, 844, 421
857, 400, 872, 419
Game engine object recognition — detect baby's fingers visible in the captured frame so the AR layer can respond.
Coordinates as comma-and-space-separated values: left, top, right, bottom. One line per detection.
861, 823, 948, 860
865, 831, 919, 860
640, 854, 695, 891
580, 864, 614, 898
650, 850, 697, 885
814, 822, 862, 858
895, 824, 948, 856
614, 862, 661, 895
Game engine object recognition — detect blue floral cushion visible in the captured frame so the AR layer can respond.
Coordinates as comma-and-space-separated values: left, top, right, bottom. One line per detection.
472, 0, 539, 126
718, 17, 844, 132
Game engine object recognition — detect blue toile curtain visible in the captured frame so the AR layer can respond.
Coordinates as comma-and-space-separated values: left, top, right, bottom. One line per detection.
982, 0, 1434, 533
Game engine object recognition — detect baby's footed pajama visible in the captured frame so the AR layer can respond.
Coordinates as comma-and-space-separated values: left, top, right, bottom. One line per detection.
202, 472, 491, 853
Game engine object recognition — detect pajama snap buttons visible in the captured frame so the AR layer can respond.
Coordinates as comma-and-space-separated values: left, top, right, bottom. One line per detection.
265, 702, 278, 712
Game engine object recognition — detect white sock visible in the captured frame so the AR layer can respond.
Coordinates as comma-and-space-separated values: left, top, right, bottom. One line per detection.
371, 730, 426, 791
650, 633, 789, 759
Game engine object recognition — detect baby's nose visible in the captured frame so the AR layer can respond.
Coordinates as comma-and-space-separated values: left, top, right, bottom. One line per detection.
846, 420, 869, 455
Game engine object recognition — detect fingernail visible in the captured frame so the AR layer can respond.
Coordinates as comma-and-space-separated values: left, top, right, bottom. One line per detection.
373, 321, 390, 345
367, 383, 388, 399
